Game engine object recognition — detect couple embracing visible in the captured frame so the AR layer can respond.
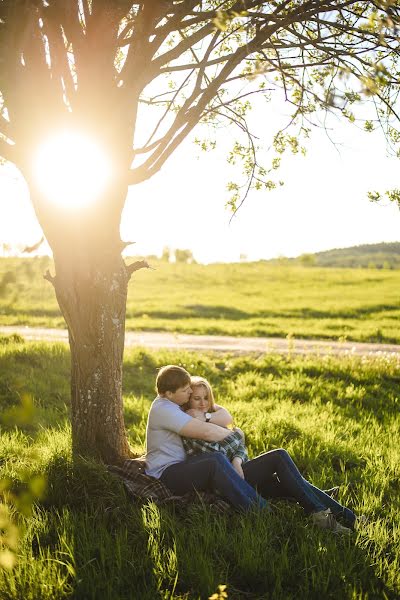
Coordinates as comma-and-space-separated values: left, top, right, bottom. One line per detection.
145, 365, 358, 534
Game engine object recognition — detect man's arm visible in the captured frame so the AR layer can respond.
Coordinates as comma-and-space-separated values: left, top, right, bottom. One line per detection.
180, 418, 231, 442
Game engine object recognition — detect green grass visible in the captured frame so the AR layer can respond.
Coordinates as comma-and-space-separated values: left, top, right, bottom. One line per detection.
0, 336, 399, 599
1, 257, 400, 343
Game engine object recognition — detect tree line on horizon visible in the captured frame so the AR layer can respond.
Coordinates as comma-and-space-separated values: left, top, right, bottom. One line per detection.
267, 242, 400, 270
154, 241, 400, 268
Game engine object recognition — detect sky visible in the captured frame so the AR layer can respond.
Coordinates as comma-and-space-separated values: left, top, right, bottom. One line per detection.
1, 99, 399, 263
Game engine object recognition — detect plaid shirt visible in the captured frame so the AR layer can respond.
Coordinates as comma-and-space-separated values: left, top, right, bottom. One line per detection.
108, 458, 231, 513
181, 429, 248, 464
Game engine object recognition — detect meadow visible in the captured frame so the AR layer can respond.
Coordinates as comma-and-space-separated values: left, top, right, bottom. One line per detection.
1, 257, 400, 344
0, 335, 399, 599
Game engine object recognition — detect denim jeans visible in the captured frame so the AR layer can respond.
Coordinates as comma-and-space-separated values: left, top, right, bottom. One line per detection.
243, 448, 356, 527
162, 448, 356, 526
161, 452, 267, 512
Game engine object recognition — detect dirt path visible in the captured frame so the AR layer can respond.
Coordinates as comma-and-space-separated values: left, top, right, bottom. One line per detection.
1, 325, 400, 357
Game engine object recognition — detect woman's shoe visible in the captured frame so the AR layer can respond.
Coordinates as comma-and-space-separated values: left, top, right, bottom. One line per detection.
311, 509, 352, 534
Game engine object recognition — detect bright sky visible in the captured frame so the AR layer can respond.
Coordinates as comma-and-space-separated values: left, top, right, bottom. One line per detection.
1, 100, 399, 263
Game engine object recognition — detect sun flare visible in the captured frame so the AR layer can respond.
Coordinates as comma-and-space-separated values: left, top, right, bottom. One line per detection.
33, 131, 112, 208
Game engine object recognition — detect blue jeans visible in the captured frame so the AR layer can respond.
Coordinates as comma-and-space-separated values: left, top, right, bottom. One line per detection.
243, 448, 356, 527
161, 448, 356, 527
161, 452, 267, 512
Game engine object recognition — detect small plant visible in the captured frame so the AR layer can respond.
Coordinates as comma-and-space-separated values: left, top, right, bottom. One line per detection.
209, 584, 228, 600
0, 394, 46, 572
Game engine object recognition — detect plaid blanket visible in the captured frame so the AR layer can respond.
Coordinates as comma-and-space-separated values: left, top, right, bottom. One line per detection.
108, 457, 231, 513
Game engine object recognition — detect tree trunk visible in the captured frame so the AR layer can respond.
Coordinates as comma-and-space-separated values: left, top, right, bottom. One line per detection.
22, 141, 137, 463
52, 245, 133, 463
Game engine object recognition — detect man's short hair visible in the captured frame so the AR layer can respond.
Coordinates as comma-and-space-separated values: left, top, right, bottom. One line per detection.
156, 365, 191, 395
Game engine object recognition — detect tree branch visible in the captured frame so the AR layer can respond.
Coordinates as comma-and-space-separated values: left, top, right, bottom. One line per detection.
131, 0, 354, 185
138, 69, 195, 153
158, 51, 238, 73
129, 17, 284, 184
58, 1, 85, 81
126, 259, 151, 278
146, 0, 200, 53
43, 269, 56, 288
23, 236, 45, 254
150, 21, 215, 71
42, 13, 77, 106
121, 1, 174, 88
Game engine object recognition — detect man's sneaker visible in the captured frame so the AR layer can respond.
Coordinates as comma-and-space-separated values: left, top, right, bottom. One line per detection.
323, 486, 340, 500
311, 509, 352, 534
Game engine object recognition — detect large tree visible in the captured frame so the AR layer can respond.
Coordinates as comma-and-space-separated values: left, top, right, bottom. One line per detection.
0, 0, 399, 462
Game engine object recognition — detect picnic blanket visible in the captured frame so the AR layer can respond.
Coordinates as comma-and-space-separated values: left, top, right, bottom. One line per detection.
108, 457, 231, 513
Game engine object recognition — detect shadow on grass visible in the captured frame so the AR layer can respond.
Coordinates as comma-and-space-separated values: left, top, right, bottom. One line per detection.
127, 302, 400, 323
39, 457, 399, 599
1, 343, 399, 598
38, 456, 159, 599
2, 422, 398, 598
298, 364, 399, 421
1, 438, 397, 599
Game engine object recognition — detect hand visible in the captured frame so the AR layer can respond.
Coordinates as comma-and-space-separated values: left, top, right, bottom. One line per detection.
186, 408, 206, 420
231, 457, 244, 479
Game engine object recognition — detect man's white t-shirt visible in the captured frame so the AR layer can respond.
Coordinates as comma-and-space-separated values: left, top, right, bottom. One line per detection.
145, 396, 192, 479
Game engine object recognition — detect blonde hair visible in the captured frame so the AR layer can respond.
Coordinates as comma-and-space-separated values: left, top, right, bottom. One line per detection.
189, 376, 216, 411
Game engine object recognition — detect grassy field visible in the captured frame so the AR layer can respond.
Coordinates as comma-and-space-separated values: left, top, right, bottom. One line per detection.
0, 335, 399, 599
0, 257, 400, 343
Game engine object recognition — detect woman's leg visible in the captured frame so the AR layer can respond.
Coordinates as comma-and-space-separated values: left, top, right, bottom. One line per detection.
243, 448, 355, 525
303, 479, 355, 527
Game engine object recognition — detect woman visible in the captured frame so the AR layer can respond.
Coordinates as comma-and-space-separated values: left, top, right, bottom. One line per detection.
182, 376, 357, 534
182, 376, 248, 478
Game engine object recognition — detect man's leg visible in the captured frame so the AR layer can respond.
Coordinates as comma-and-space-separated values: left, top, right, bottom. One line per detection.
243, 448, 355, 524
161, 453, 268, 512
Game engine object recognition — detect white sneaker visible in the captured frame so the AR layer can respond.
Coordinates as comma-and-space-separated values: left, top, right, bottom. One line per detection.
311, 509, 352, 534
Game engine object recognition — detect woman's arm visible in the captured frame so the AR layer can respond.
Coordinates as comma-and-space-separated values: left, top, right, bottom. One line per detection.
185, 405, 234, 428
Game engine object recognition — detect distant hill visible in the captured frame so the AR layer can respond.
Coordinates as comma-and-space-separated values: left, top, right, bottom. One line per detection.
271, 242, 400, 269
